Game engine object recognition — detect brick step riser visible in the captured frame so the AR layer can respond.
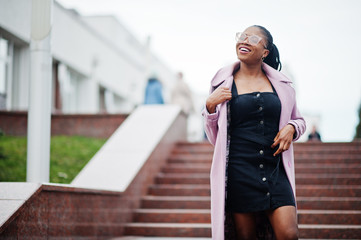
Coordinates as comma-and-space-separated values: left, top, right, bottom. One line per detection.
169, 154, 361, 160
141, 200, 210, 209
124, 226, 211, 237
148, 187, 361, 197
123, 226, 360, 239
161, 168, 361, 174
295, 178, 361, 185
172, 144, 361, 148
295, 168, 361, 174
133, 211, 361, 225
171, 150, 361, 155
299, 228, 361, 239
156, 176, 361, 185
47, 224, 124, 237
168, 158, 361, 164
133, 212, 211, 223
148, 188, 210, 197
46, 211, 129, 224
156, 177, 210, 185
297, 200, 361, 210
169, 151, 361, 160
141, 199, 360, 210
164, 163, 361, 168
296, 188, 361, 197
298, 213, 361, 225
172, 146, 361, 153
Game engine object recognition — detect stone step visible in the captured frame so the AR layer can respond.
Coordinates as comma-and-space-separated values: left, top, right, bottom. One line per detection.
162, 163, 361, 174
299, 224, 361, 239
296, 174, 361, 185
155, 173, 210, 185
162, 164, 210, 174
141, 196, 210, 209
123, 223, 211, 237
297, 197, 361, 210
148, 184, 210, 196
168, 155, 361, 164
132, 209, 361, 225
295, 154, 361, 161
298, 210, 361, 225
132, 209, 210, 223
148, 184, 361, 197
156, 173, 361, 185
123, 222, 361, 238
141, 196, 361, 210
296, 185, 361, 197
295, 164, 361, 174
172, 146, 361, 155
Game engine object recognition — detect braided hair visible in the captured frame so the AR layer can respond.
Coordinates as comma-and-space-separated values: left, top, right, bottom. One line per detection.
252, 25, 282, 71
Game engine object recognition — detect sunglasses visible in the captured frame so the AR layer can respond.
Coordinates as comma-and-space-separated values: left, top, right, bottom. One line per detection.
235, 32, 267, 48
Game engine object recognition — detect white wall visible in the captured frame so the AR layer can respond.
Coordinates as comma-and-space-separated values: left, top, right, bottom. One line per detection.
0, 0, 31, 43
0, 0, 176, 113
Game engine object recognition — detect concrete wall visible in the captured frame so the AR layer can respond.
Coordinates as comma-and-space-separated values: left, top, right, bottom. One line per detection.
0, 111, 128, 138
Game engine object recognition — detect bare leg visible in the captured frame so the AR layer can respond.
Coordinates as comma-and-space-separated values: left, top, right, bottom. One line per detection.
266, 205, 299, 240
232, 212, 257, 240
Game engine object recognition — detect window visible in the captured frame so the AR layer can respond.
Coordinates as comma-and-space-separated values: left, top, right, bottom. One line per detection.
0, 38, 8, 95
0, 37, 9, 109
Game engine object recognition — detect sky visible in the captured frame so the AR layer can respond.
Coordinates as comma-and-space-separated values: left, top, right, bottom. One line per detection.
57, 0, 361, 142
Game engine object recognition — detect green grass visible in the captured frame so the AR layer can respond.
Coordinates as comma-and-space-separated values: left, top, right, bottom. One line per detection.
0, 135, 106, 184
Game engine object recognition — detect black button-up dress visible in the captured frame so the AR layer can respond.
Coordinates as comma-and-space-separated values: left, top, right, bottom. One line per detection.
226, 80, 295, 213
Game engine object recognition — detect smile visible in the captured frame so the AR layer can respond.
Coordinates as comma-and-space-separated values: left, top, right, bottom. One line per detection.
239, 47, 251, 53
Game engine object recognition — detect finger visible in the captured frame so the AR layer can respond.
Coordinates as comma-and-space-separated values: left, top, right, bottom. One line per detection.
273, 147, 282, 156
273, 132, 280, 141
274, 142, 284, 156
284, 140, 291, 151
271, 137, 280, 148
224, 92, 232, 100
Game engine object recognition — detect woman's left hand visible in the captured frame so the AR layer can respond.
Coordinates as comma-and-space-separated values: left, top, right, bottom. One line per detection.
271, 124, 296, 156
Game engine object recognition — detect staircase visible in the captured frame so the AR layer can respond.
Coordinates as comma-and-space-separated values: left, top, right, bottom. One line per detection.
123, 141, 361, 239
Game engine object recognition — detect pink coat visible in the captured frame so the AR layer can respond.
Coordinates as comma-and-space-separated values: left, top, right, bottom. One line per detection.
202, 61, 306, 239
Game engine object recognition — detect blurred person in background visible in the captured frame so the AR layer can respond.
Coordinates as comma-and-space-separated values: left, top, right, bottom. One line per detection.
144, 75, 164, 104
202, 25, 306, 240
308, 125, 322, 142
171, 72, 194, 116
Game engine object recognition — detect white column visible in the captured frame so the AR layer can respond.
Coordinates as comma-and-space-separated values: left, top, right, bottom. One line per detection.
26, 0, 53, 183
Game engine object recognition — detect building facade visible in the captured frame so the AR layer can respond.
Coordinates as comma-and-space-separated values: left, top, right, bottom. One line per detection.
0, 0, 175, 114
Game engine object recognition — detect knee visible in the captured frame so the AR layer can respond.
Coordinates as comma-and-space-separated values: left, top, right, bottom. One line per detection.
282, 226, 299, 240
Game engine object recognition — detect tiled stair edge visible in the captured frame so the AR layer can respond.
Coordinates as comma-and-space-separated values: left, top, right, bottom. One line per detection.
0, 105, 187, 238
0, 183, 126, 236
0, 183, 42, 233
71, 105, 186, 192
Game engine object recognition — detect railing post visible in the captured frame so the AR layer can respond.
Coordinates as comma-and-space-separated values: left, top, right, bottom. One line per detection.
26, 0, 53, 183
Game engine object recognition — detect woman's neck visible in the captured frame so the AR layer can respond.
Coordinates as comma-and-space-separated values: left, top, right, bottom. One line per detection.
237, 61, 264, 79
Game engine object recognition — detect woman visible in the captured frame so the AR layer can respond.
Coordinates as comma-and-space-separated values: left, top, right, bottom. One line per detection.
202, 25, 306, 240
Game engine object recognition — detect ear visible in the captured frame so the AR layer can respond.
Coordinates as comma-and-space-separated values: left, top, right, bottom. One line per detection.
262, 49, 270, 59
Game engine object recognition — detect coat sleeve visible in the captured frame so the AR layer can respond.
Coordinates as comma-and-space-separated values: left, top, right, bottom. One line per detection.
202, 75, 223, 146
287, 97, 306, 141
201, 66, 228, 146
202, 103, 220, 146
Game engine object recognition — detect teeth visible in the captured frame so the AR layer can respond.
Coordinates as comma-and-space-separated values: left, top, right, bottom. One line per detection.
240, 47, 250, 52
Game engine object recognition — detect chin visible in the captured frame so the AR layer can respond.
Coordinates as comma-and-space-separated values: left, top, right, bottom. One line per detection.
236, 54, 248, 62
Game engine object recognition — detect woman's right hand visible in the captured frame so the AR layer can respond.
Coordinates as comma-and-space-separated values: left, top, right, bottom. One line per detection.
206, 87, 232, 113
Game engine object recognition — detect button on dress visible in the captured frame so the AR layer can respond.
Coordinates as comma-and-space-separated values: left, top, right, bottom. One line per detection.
226, 80, 295, 213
